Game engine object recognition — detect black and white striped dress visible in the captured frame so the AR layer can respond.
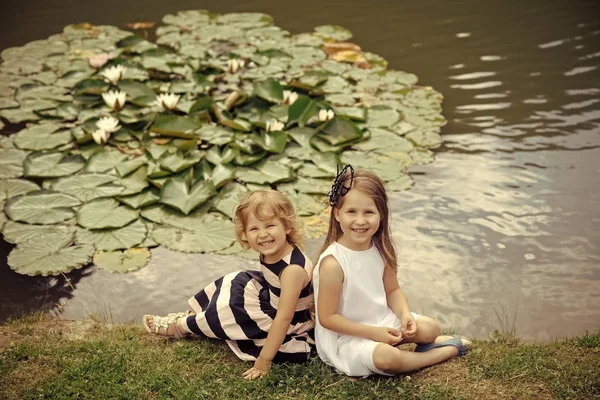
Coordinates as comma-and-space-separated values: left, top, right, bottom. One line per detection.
180, 245, 315, 362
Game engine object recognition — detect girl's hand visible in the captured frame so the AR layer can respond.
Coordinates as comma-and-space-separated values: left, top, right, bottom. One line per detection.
370, 326, 402, 345
401, 314, 417, 337
242, 357, 271, 380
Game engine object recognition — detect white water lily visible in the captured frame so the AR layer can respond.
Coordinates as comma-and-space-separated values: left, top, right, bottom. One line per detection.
101, 65, 126, 85
283, 90, 299, 105
92, 129, 110, 145
95, 116, 121, 133
227, 59, 246, 74
154, 93, 180, 110
266, 119, 285, 132
102, 90, 127, 111
318, 109, 335, 121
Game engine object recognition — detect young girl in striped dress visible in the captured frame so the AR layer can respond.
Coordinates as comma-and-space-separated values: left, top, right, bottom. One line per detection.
143, 190, 314, 380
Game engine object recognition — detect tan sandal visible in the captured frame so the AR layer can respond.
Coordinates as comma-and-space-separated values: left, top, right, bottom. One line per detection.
142, 312, 189, 338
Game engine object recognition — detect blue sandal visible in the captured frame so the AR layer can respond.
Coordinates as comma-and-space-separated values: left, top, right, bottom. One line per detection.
414, 335, 471, 356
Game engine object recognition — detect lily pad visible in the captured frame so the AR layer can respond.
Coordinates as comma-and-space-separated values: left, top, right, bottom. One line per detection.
0, 149, 27, 178
8, 233, 94, 276
160, 178, 216, 215
254, 78, 283, 103
236, 158, 295, 184
250, 130, 287, 153
0, 179, 40, 201
85, 150, 129, 173
51, 173, 123, 202
317, 117, 363, 146
212, 181, 248, 219
314, 25, 353, 41
152, 218, 236, 253
5, 191, 80, 224
2, 220, 74, 245
150, 115, 202, 138
77, 198, 139, 229
77, 219, 147, 251
288, 96, 317, 128
13, 123, 72, 151
93, 248, 151, 273
117, 187, 160, 209
23, 152, 85, 178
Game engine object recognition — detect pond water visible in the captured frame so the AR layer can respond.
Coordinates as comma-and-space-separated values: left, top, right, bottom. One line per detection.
1, 0, 599, 340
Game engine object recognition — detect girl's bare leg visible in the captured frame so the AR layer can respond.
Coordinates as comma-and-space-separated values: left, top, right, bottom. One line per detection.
400, 316, 440, 344
373, 335, 471, 374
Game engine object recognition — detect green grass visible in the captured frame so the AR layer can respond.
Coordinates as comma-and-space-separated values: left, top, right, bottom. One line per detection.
1, 315, 599, 400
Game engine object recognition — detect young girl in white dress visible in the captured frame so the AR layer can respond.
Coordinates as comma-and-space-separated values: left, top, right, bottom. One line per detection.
143, 190, 314, 380
313, 166, 471, 377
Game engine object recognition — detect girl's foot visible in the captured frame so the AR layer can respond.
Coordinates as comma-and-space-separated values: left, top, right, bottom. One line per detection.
143, 312, 188, 338
414, 335, 472, 356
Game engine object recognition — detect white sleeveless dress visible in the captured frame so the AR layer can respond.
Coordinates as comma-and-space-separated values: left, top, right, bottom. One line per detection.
313, 241, 419, 377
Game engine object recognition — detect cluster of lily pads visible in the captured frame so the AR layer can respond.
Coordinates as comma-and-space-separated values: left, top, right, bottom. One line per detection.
0, 10, 445, 276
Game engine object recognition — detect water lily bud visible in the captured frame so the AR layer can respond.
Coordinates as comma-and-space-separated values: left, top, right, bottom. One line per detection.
266, 119, 284, 132
92, 129, 110, 144
227, 59, 246, 74
283, 90, 299, 105
102, 90, 127, 111
318, 109, 335, 121
154, 93, 180, 110
95, 116, 121, 133
101, 65, 126, 85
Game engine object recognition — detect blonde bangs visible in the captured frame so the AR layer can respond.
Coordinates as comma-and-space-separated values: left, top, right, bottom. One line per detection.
234, 190, 303, 250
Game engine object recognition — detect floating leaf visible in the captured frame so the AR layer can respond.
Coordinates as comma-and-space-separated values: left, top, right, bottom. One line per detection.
160, 150, 205, 173
51, 173, 123, 202
405, 130, 443, 149
150, 115, 202, 138
5, 191, 80, 224
210, 163, 236, 189
317, 117, 363, 146
0, 179, 40, 201
0, 149, 27, 178
353, 128, 413, 153
160, 178, 216, 215
8, 234, 94, 276
366, 106, 401, 128
196, 125, 236, 145
77, 198, 139, 229
250, 130, 287, 153
13, 123, 72, 151
205, 146, 239, 165
23, 152, 85, 178
212, 182, 248, 219
117, 187, 160, 209
117, 165, 149, 195
93, 248, 150, 273
77, 219, 147, 251
314, 25, 353, 41
85, 149, 129, 173
236, 158, 295, 184
2, 220, 74, 245
287, 95, 317, 128
254, 78, 283, 103
152, 219, 235, 253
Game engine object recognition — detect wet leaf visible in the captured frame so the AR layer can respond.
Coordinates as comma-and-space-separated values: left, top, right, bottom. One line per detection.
117, 187, 160, 209
94, 248, 151, 273
160, 178, 216, 215
152, 218, 235, 253
5, 191, 81, 224
8, 237, 94, 276
77, 219, 147, 251
51, 173, 123, 202
77, 198, 139, 229
0, 179, 40, 201
24, 152, 85, 178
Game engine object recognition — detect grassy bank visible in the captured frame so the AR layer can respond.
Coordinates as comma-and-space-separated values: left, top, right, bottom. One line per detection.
1, 314, 599, 399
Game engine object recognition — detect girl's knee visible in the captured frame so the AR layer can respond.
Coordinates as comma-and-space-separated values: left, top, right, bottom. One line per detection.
372, 344, 400, 371
417, 316, 440, 341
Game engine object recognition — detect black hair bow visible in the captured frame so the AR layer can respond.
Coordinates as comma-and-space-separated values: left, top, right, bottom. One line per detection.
328, 164, 354, 206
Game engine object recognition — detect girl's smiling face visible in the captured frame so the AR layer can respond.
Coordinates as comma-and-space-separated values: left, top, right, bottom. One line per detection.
334, 188, 381, 251
242, 209, 292, 263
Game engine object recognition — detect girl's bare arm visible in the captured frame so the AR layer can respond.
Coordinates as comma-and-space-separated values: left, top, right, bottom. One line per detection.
317, 256, 399, 343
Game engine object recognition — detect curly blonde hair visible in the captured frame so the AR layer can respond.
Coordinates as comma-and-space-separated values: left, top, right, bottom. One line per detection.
234, 190, 303, 250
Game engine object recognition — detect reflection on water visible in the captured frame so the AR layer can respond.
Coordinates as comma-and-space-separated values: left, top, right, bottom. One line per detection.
1, 0, 599, 339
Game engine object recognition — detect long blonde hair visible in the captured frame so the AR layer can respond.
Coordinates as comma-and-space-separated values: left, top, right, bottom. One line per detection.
318, 169, 397, 271
234, 190, 303, 250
